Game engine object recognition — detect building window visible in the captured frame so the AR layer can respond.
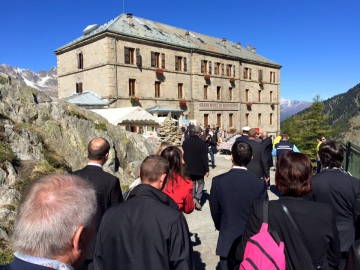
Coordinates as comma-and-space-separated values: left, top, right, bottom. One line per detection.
258, 113, 262, 125
217, 114, 222, 127
201, 60, 208, 74
221, 63, 225, 75
77, 53, 83, 69
270, 113, 273, 125
245, 89, 249, 102
136, 48, 141, 66
125, 47, 135, 64
229, 87, 233, 101
258, 69, 263, 82
246, 113, 249, 126
204, 85, 208, 99
178, 83, 183, 98
183, 57, 187, 72
217, 86, 221, 100
175, 56, 182, 71
208, 61, 212, 75
129, 79, 136, 96
229, 113, 233, 127
258, 90, 261, 102
233, 66, 236, 77
76, 82, 83, 94
270, 71, 276, 83
243, 68, 252, 79
204, 114, 209, 127
226, 65, 232, 77
161, 53, 165, 69
155, 82, 161, 97
215, 62, 220, 75
270, 91, 273, 102
151, 52, 159, 67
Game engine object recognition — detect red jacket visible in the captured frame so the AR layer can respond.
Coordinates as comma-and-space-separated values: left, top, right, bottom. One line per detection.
163, 174, 195, 214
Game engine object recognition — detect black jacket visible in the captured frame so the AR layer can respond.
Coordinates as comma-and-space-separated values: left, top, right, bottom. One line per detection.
236, 197, 341, 270
246, 139, 269, 178
210, 168, 268, 259
72, 165, 123, 258
261, 136, 274, 168
94, 184, 194, 270
307, 169, 360, 253
182, 135, 209, 176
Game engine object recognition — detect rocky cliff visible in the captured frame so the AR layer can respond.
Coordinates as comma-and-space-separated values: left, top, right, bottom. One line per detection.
0, 73, 156, 262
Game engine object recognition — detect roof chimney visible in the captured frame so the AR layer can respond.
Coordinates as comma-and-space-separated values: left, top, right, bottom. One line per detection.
222, 38, 226, 47
185, 31, 190, 41
251, 46, 256, 53
247, 44, 251, 50
127, 13, 133, 25
236, 42, 241, 49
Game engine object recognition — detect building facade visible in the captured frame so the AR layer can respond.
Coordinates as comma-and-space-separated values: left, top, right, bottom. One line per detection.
55, 13, 281, 134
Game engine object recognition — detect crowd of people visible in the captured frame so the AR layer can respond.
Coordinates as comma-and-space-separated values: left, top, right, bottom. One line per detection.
2, 126, 360, 270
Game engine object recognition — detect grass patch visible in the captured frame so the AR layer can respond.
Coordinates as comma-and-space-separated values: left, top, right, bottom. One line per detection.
0, 142, 15, 164
0, 243, 14, 264
65, 108, 88, 120
95, 123, 107, 131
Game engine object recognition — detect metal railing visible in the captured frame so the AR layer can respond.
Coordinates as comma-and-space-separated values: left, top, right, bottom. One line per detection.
343, 142, 360, 179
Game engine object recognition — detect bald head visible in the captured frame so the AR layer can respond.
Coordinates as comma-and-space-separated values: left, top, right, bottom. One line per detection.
261, 131, 268, 139
88, 137, 110, 161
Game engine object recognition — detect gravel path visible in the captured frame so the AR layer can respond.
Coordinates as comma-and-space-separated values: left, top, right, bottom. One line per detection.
184, 153, 279, 269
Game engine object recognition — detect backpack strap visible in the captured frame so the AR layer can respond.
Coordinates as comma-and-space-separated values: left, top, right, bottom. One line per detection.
279, 200, 321, 269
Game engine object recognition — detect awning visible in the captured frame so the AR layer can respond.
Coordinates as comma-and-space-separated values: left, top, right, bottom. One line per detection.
91, 106, 160, 126
63, 91, 108, 106
146, 106, 184, 114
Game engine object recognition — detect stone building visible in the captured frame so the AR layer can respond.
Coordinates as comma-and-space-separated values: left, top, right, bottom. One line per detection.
55, 13, 281, 134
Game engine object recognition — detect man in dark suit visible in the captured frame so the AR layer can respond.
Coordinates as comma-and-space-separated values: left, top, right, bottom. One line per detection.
235, 126, 250, 143
0, 174, 97, 270
94, 155, 194, 270
308, 141, 360, 269
73, 137, 123, 270
182, 125, 209, 210
246, 128, 269, 183
210, 141, 268, 270
261, 131, 274, 187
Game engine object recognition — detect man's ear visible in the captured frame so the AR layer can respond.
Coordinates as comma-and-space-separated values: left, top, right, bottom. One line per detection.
159, 173, 168, 190
251, 156, 254, 160
72, 226, 85, 252
104, 153, 109, 161
138, 169, 140, 177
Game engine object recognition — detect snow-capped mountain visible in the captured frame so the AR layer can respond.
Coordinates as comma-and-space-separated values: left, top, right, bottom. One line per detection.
280, 97, 312, 121
0, 64, 57, 97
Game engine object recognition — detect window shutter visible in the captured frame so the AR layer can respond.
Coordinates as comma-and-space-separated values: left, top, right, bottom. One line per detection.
214, 63, 218, 75
77, 54, 80, 69
249, 68, 252, 80
243, 68, 246, 79
201, 60, 204, 73
184, 57, 187, 72
161, 53, 165, 69
136, 48, 141, 66
151, 52, 155, 67
79, 82, 83, 94
221, 63, 224, 75
233, 66, 236, 77
175, 56, 179, 71
124, 47, 130, 64
209, 61, 212, 74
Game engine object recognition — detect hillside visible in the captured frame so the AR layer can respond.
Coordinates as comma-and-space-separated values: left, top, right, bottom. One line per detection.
280, 98, 312, 121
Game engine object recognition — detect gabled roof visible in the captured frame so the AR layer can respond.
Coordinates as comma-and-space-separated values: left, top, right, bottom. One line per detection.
91, 106, 160, 126
146, 106, 184, 113
55, 13, 280, 67
63, 91, 108, 106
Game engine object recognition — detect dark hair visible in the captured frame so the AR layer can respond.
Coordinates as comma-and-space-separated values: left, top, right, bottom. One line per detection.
140, 155, 169, 184
275, 151, 312, 196
319, 141, 343, 168
231, 142, 252, 167
88, 138, 110, 160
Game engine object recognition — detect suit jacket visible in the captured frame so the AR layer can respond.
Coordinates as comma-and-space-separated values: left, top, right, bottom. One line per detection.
182, 135, 209, 176
0, 257, 51, 270
94, 184, 194, 270
246, 139, 269, 178
308, 169, 360, 253
210, 168, 268, 259
236, 197, 341, 269
73, 165, 123, 259
235, 135, 248, 143
261, 136, 274, 168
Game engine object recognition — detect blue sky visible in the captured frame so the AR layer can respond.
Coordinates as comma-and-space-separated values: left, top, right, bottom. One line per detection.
1, 0, 359, 102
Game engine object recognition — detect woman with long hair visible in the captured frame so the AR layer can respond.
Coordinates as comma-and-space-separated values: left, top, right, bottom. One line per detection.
236, 151, 340, 269
161, 146, 195, 214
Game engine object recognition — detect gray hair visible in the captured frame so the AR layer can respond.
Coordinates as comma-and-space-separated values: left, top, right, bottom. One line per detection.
13, 174, 97, 258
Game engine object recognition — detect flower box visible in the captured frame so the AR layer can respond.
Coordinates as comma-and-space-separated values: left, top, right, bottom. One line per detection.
179, 99, 187, 106
156, 68, 164, 75
270, 103, 276, 108
230, 77, 236, 82
246, 102, 252, 107
259, 81, 265, 86
130, 97, 140, 103
204, 74, 211, 80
